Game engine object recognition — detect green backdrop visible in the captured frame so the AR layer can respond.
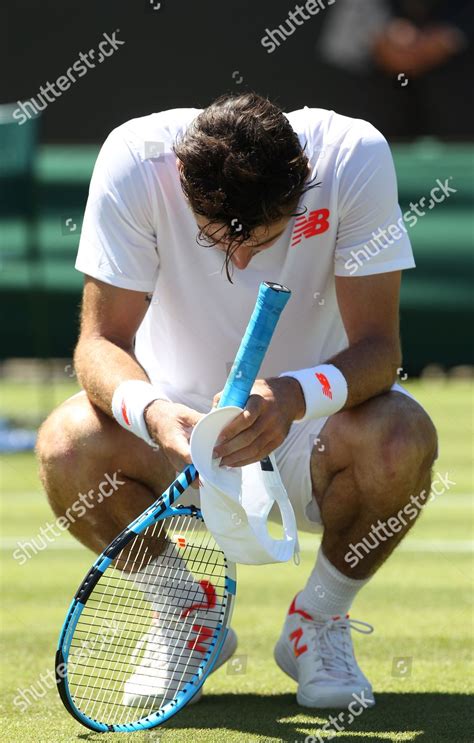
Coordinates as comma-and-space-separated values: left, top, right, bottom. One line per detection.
1, 141, 472, 373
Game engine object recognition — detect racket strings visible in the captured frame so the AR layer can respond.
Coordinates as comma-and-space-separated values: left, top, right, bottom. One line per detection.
83, 515, 188, 722
72, 514, 197, 720
110, 515, 205, 722
115, 518, 225, 724
74, 517, 168, 720
67, 513, 229, 726
115, 518, 228, 724
91, 517, 172, 719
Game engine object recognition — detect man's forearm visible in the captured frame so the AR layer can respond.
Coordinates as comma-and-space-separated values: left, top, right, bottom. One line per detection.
74, 336, 150, 417
328, 336, 401, 409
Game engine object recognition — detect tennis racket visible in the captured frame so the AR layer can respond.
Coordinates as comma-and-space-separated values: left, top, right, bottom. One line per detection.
55, 281, 291, 732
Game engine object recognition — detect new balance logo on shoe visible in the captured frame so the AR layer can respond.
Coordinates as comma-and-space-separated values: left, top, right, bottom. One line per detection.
180, 580, 216, 619
181, 580, 217, 655
275, 594, 375, 709
187, 624, 213, 654
288, 595, 313, 621
288, 596, 313, 657
289, 627, 308, 657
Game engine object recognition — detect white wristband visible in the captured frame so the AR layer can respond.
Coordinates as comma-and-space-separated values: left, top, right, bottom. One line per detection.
279, 364, 348, 422
111, 380, 170, 447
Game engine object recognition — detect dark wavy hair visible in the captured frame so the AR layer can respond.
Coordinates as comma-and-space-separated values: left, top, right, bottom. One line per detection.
173, 93, 318, 281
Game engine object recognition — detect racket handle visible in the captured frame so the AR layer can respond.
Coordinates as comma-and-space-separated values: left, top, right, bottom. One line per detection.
218, 282, 291, 410
151, 282, 290, 498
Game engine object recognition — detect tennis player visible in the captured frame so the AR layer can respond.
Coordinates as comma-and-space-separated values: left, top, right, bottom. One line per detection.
37, 93, 437, 709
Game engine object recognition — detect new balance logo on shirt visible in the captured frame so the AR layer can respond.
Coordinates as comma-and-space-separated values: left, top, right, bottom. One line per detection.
75, 107, 415, 408
291, 209, 331, 247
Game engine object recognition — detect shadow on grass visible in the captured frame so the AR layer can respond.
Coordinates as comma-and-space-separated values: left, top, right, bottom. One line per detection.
78, 692, 474, 742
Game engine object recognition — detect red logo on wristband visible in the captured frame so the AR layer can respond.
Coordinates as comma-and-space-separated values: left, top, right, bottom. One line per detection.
315, 372, 333, 400
121, 399, 131, 426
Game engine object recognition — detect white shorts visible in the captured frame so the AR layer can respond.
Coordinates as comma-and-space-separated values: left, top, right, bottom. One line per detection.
68, 382, 421, 534
269, 382, 421, 533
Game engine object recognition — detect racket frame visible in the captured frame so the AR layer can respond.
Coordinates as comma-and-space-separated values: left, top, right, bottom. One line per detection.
55, 281, 291, 731
56, 505, 236, 732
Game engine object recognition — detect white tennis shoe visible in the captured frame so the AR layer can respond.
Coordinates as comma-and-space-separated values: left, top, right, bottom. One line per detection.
274, 594, 375, 709
123, 580, 237, 708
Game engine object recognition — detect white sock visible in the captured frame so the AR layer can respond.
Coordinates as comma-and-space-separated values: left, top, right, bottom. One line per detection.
127, 542, 206, 615
297, 548, 370, 617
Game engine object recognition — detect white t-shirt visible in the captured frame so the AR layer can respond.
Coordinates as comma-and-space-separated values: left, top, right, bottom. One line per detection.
75, 106, 415, 412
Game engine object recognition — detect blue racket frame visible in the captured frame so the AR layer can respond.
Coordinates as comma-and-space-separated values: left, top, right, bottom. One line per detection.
55, 281, 291, 732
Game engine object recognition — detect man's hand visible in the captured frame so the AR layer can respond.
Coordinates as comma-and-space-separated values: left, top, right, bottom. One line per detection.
372, 19, 463, 77
211, 377, 305, 468
144, 400, 205, 488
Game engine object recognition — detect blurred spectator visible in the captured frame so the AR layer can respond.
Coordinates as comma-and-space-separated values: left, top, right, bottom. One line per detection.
314, 0, 474, 139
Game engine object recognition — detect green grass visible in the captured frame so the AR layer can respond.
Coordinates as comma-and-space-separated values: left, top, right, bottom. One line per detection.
0, 379, 473, 742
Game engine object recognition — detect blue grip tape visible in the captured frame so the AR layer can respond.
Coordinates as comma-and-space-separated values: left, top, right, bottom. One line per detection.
218, 282, 291, 410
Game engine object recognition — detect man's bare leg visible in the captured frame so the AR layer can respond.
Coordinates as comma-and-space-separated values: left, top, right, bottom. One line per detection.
38, 391, 238, 704
36, 391, 177, 556
311, 391, 438, 578
274, 391, 438, 709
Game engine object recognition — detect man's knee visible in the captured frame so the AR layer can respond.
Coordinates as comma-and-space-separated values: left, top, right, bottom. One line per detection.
352, 395, 438, 494
374, 397, 437, 482
315, 393, 438, 493
37, 393, 172, 504
36, 394, 111, 483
